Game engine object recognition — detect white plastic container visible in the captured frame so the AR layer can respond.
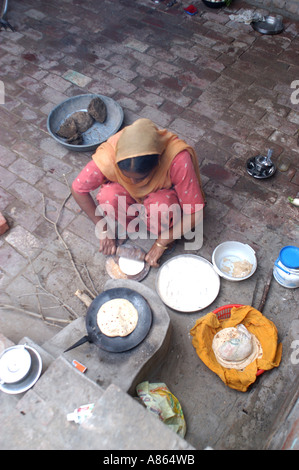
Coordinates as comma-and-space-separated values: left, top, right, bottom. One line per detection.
273, 246, 299, 289
212, 241, 257, 281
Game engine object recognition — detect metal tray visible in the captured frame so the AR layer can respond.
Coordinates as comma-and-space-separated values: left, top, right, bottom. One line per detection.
156, 254, 220, 312
246, 156, 276, 179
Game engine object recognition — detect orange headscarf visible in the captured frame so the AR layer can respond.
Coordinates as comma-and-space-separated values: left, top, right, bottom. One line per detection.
92, 118, 204, 203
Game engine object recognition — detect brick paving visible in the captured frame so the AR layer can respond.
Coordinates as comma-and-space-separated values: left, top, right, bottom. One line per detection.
247, 0, 299, 19
0, 0, 299, 450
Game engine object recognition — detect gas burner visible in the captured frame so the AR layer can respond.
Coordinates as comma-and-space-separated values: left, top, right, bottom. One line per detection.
246, 149, 276, 179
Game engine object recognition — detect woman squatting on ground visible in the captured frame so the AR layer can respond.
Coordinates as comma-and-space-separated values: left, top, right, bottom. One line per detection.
71, 118, 205, 267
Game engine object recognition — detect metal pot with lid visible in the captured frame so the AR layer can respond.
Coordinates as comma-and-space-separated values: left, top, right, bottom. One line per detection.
0, 345, 32, 384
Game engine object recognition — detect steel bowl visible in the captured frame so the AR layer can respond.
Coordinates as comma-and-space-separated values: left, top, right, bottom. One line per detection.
47, 94, 124, 152
0, 345, 31, 384
0, 345, 42, 394
212, 241, 257, 281
251, 15, 284, 35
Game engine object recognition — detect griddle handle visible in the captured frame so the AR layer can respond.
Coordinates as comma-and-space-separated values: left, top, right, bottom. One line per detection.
64, 335, 90, 353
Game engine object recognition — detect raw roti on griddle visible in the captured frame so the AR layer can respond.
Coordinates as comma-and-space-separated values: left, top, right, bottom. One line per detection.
97, 298, 138, 337
118, 257, 144, 276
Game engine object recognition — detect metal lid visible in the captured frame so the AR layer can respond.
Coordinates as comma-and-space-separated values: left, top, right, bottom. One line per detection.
279, 246, 299, 269
0, 346, 31, 384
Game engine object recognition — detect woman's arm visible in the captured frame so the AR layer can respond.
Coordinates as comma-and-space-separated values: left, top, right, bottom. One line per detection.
71, 189, 101, 225
71, 187, 117, 255
145, 211, 200, 267
71, 161, 117, 255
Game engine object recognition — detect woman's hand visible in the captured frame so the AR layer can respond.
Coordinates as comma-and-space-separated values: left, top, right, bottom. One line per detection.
145, 241, 168, 268
99, 236, 116, 256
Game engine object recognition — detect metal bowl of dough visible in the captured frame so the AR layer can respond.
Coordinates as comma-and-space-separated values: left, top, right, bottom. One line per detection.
47, 93, 124, 152
212, 241, 257, 281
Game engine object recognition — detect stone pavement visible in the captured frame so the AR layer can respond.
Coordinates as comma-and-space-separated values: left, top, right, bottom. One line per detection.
0, 0, 299, 450
246, 0, 299, 19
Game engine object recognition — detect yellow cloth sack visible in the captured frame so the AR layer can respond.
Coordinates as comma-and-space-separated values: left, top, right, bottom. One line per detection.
190, 305, 282, 392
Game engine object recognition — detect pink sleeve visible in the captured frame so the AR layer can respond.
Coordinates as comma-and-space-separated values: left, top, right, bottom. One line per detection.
170, 150, 205, 213
72, 160, 106, 193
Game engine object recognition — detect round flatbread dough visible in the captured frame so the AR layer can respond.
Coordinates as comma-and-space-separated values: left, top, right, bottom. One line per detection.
118, 257, 144, 276
212, 324, 263, 370
97, 298, 138, 337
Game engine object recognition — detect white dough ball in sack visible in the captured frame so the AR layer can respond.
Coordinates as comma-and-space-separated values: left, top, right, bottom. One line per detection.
213, 324, 253, 362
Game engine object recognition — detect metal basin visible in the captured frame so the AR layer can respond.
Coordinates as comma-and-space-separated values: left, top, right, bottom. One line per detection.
47, 94, 124, 152
252, 15, 284, 35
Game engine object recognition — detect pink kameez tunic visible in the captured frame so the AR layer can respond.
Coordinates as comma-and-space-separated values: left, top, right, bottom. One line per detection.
72, 150, 204, 235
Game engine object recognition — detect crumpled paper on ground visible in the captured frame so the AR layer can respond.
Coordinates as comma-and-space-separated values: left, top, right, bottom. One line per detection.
229, 9, 263, 24
136, 381, 186, 437
190, 305, 282, 392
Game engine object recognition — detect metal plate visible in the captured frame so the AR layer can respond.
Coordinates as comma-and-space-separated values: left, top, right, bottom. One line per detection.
156, 254, 220, 312
47, 93, 124, 152
86, 288, 152, 352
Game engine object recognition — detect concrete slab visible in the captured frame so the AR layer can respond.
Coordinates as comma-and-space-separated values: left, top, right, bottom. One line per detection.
42, 279, 172, 394
76, 383, 194, 450
0, 356, 104, 450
